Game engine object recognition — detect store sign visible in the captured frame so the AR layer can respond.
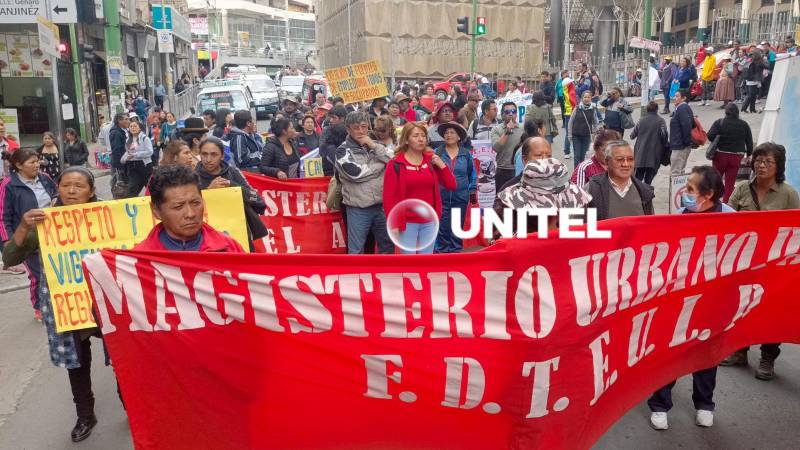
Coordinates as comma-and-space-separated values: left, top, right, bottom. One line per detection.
189, 17, 208, 35
107, 56, 123, 86
157, 29, 174, 53
36, 17, 59, 57
0, 0, 77, 24
151, 5, 172, 29
137, 60, 146, 89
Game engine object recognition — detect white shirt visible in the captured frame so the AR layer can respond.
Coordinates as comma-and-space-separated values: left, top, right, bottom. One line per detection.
20, 175, 53, 208
610, 177, 633, 198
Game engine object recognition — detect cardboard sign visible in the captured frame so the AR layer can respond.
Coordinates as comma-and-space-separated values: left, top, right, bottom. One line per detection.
324, 59, 389, 104
669, 174, 689, 214
470, 140, 497, 208
302, 157, 324, 178
37, 188, 248, 332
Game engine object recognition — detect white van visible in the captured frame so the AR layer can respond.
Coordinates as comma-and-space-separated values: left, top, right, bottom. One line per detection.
196, 80, 257, 120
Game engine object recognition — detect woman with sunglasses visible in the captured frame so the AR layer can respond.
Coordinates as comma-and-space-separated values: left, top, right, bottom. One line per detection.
371, 116, 397, 155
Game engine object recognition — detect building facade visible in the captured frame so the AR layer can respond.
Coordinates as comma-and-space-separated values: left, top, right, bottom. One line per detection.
316, 0, 545, 79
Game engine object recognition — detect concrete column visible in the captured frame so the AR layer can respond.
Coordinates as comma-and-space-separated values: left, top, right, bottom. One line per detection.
739, 0, 751, 41
221, 9, 229, 46
593, 7, 614, 58
662, 7, 673, 45
549, 0, 563, 65
697, 0, 710, 42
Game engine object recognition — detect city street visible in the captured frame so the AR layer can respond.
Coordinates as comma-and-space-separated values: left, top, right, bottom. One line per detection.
1, 101, 799, 448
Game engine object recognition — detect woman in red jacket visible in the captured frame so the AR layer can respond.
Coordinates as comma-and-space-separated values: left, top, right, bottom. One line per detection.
383, 122, 457, 254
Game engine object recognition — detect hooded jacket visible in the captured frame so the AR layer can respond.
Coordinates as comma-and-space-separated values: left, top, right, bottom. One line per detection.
334, 136, 392, 208
228, 127, 263, 171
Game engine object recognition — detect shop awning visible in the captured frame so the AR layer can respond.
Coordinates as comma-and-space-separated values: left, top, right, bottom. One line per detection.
124, 67, 139, 85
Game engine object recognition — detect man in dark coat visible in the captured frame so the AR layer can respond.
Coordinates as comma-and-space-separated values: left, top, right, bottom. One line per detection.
586, 141, 655, 220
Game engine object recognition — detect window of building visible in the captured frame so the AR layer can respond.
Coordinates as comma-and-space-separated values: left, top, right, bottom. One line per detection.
674, 6, 688, 25
264, 18, 288, 50
288, 19, 315, 44
689, 3, 699, 21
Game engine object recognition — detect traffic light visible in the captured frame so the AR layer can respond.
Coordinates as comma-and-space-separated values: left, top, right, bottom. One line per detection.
82, 44, 96, 63
476, 17, 487, 35
456, 16, 469, 35
58, 40, 70, 62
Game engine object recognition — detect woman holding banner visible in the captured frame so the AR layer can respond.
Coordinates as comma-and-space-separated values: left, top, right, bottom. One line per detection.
433, 122, 476, 253
2, 167, 111, 442
1, 148, 57, 321
383, 122, 456, 254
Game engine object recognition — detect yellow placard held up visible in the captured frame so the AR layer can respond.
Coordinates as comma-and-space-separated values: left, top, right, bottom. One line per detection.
36, 187, 249, 332
303, 157, 324, 178
324, 59, 389, 105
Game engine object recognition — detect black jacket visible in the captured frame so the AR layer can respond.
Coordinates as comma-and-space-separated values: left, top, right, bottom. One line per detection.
319, 124, 347, 177
540, 81, 556, 105
260, 136, 301, 178
669, 102, 694, 150
296, 131, 320, 153
707, 117, 753, 155
631, 111, 669, 170
109, 125, 127, 169
196, 162, 267, 242
228, 127, 263, 171
586, 173, 655, 221
64, 140, 89, 166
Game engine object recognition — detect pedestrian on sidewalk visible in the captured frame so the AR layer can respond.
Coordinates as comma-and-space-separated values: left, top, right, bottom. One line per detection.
63, 128, 89, 168
0, 148, 56, 320
699, 46, 716, 106
2, 167, 121, 443
120, 120, 154, 197
648, 165, 730, 431
707, 103, 753, 202
659, 56, 678, 114
600, 87, 633, 138
630, 101, 669, 185
741, 49, 766, 114
37, 132, 61, 180
722, 143, 800, 380
669, 89, 694, 176
568, 91, 598, 167
154, 80, 166, 109
524, 91, 558, 145
558, 70, 577, 158
713, 55, 735, 107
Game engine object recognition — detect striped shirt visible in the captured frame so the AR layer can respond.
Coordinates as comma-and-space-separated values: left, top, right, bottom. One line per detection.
570, 155, 606, 189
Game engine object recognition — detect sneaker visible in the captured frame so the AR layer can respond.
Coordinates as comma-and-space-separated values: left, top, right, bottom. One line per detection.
0, 265, 26, 275
720, 350, 748, 366
755, 358, 775, 380
650, 412, 668, 430
696, 410, 714, 427
564, 154, 572, 159
33, 310, 43, 323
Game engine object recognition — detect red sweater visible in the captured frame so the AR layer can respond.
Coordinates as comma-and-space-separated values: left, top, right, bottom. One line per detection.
383, 151, 457, 231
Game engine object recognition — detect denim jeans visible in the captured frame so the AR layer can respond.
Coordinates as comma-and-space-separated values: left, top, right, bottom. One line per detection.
346, 204, 394, 254
648, 366, 717, 412
571, 135, 592, 166
435, 205, 468, 253
398, 220, 437, 254
562, 115, 571, 155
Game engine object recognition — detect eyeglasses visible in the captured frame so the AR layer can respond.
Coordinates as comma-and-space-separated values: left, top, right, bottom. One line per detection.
503, 109, 517, 115
754, 159, 776, 167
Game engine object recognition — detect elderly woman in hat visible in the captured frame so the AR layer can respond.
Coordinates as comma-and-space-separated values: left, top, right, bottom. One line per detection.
493, 158, 592, 240
433, 121, 477, 253
713, 54, 736, 107
383, 122, 457, 254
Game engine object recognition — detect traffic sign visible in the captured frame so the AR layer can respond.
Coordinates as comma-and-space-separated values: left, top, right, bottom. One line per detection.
0, 0, 76, 24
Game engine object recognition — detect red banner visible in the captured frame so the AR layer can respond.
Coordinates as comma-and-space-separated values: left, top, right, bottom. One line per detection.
83, 211, 800, 449
244, 173, 346, 254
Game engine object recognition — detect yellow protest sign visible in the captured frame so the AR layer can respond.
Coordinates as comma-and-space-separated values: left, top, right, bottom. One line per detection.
303, 157, 324, 178
324, 59, 389, 104
37, 188, 248, 332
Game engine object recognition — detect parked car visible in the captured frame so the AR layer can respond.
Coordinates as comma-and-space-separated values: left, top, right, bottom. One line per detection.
196, 80, 256, 120
278, 75, 305, 100
432, 72, 482, 100
243, 74, 280, 119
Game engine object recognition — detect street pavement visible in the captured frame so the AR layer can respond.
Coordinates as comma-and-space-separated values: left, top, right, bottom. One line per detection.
2, 100, 799, 449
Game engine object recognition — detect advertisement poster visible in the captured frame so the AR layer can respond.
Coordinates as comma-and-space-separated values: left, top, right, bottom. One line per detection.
6, 34, 33, 77
470, 139, 497, 208
324, 59, 389, 104
29, 35, 53, 78
0, 108, 19, 141
0, 34, 10, 77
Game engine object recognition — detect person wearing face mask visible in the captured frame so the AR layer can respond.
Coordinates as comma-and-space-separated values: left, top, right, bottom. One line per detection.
648, 165, 730, 432
721, 142, 800, 380
499, 137, 552, 193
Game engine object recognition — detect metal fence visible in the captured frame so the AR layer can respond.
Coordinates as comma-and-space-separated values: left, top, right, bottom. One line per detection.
711, 7, 798, 47
166, 83, 202, 119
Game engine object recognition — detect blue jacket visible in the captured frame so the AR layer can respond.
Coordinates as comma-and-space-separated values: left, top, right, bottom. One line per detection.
669, 102, 694, 150
0, 172, 57, 243
676, 65, 697, 89
436, 144, 476, 207
228, 127, 263, 171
